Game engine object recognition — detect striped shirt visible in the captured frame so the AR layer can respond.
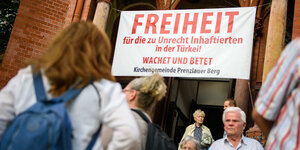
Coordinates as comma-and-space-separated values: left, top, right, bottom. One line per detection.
255, 38, 300, 150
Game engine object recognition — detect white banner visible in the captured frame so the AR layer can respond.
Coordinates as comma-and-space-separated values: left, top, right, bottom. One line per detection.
112, 7, 256, 79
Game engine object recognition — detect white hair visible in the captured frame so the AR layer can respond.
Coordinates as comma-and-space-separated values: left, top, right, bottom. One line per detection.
222, 107, 246, 123
193, 109, 205, 118
180, 136, 201, 150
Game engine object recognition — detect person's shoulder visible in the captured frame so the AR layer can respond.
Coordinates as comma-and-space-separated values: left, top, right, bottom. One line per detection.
290, 38, 300, 47
93, 79, 122, 92
95, 78, 118, 86
282, 38, 300, 55
186, 124, 194, 129
243, 136, 261, 144
202, 124, 212, 131
13, 66, 32, 78
91, 79, 124, 102
210, 138, 224, 147
243, 136, 257, 141
213, 138, 224, 143
131, 109, 150, 121
243, 136, 264, 149
19, 66, 32, 73
8, 66, 33, 84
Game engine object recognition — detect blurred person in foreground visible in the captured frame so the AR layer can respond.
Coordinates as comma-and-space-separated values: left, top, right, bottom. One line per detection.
179, 109, 214, 150
0, 21, 139, 150
180, 136, 201, 150
252, 38, 300, 150
209, 107, 263, 150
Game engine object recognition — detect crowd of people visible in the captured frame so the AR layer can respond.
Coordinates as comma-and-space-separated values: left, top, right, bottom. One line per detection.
0, 21, 299, 150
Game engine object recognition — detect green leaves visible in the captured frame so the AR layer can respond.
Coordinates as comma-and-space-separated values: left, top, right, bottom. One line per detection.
0, 0, 20, 63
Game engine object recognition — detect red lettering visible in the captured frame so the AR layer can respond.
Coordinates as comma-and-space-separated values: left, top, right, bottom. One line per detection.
173, 13, 180, 34
143, 57, 152, 64
142, 57, 171, 64
145, 14, 159, 34
132, 14, 144, 34
215, 12, 222, 33
200, 12, 213, 33
183, 13, 198, 34
133, 11, 240, 34
225, 11, 239, 33
160, 14, 172, 34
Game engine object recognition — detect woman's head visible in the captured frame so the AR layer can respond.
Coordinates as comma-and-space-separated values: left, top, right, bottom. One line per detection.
124, 73, 166, 113
31, 21, 115, 96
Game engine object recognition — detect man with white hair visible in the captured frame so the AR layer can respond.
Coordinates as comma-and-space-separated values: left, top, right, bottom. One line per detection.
209, 107, 263, 150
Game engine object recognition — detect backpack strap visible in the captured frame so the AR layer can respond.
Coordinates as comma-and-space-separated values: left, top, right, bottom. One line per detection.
86, 83, 102, 150
32, 68, 102, 150
86, 123, 102, 150
32, 70, 48, 102
131, 109, 151, 124
91, 83, 101, 107
32, 70, 86, 103
52, 88, 85, 103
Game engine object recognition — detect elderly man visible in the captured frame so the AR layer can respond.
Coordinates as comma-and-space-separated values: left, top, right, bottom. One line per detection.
209, 107, 263, 150
179, 109, 214, 150
180, 136, 201, 150
223, 98, 237, 137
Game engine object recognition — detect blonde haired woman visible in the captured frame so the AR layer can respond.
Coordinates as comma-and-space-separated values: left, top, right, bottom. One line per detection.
179, 109, 214, 150
123, 73, 167, 149
0, 21, 139, 150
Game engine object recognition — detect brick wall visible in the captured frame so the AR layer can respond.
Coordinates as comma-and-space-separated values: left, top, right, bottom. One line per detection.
293, 0, 300, 39
81, 0, 92, 21
0, 0, 76, 88
256, 14, 270, 83
66, 0, 77, 24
